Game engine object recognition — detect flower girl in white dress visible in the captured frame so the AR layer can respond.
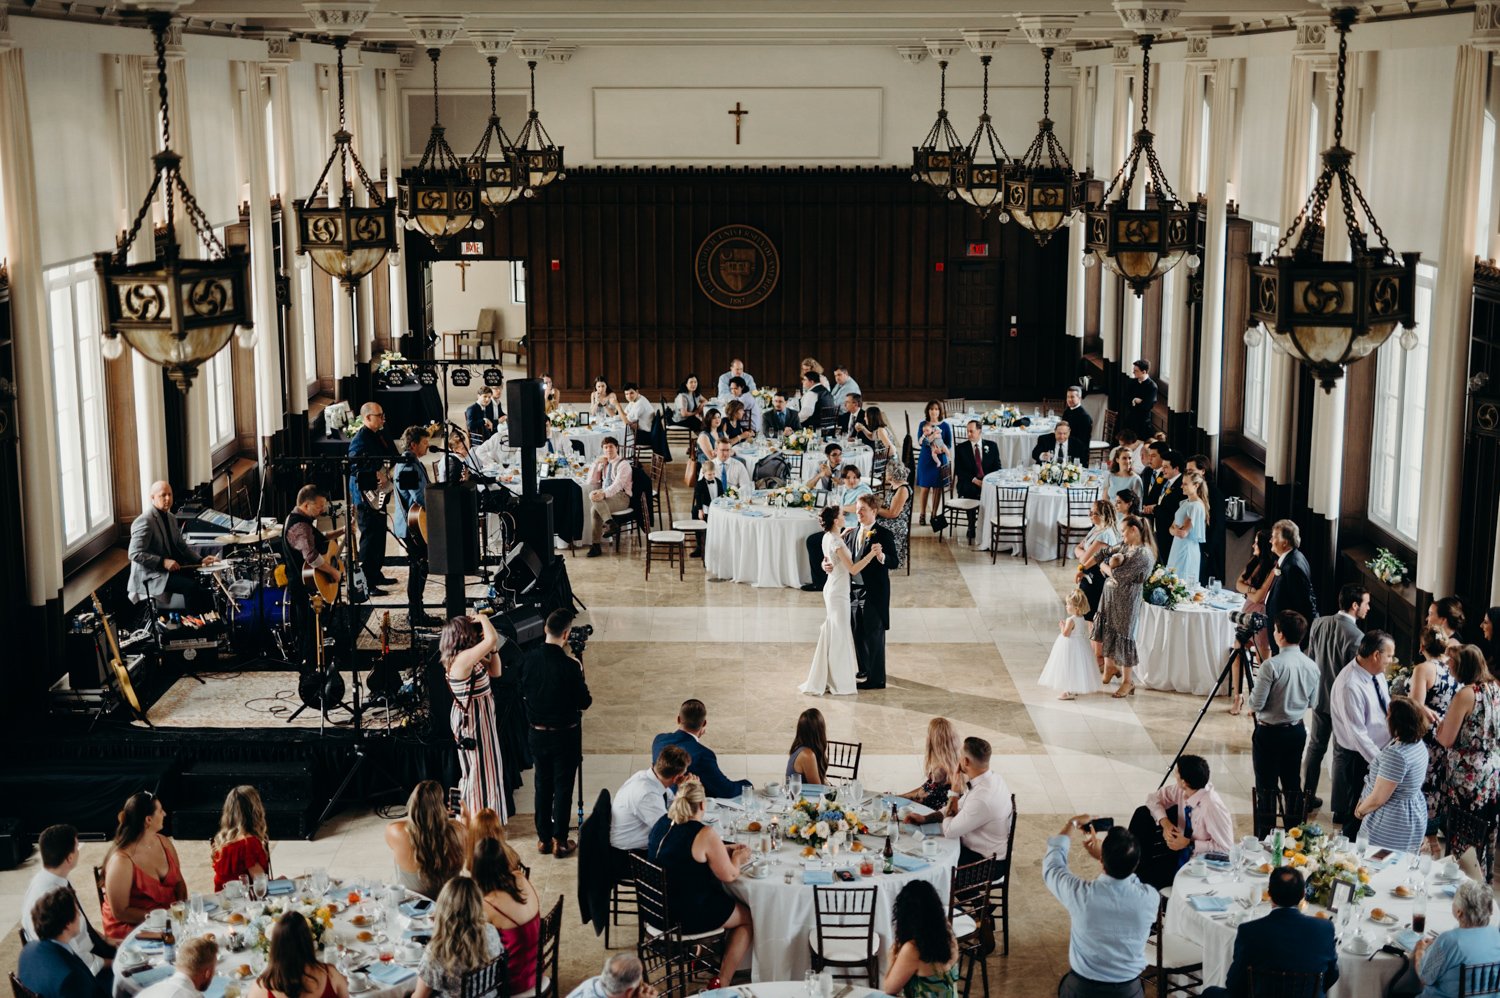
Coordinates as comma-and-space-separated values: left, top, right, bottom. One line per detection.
1038, 589, 1105, 700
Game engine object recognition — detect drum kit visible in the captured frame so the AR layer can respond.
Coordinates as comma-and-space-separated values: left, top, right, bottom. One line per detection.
196, 524, 295, 661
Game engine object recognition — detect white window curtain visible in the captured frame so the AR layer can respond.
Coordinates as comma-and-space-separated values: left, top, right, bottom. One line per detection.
1243, 221, 1279, 446
44, 260, 113, 551
1369, 263, 1436, 544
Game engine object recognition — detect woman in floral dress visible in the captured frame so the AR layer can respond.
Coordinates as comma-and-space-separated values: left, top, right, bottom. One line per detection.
1092, 515, 1157, 699
1399, 627, 1461, 845
1434, 645, 1500, 861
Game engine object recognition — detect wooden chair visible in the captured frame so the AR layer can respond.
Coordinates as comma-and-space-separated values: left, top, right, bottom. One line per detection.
942, 398, 968, 417
458, 954, 509, 998
1040, 396, 1066, 416
1244, 966, 1327, 998
1140, 892, 1204, 998
808, 885, 880, 987
611, 474, 651, 553
646, 453, 669, 528
987, 487, 1031, 565
639, 925, 688, 998
1250, 788, 1314, 840
1460, 961, 1500, 997
986, 793, 1019, 957
1089, 409, 1117, 467
92, 865, 107, 911
10, 973, 41, 998
661, 399, 694, 453
1056, 486, 1098, 561
511, 895, 563, 998
1446, 806, 1499, 882
646, 486, 687, 581
630, 853, 725, 978
824, 740, 863, 783
606, 859, 639, 951
944, 468, 983, 544
949, 856, 996, 998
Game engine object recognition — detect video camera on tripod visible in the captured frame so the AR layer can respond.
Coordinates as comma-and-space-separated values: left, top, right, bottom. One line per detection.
1231, 609, 1267, 646
567, 623, 593, 660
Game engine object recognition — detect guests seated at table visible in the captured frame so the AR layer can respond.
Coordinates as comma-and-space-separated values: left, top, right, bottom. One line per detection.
1303, 583, 1367, 804
763, 392, 801, 436
799, 357, 830, 390
1233, 530, 1278, 696
915, 401, 952, 527
465, 387, 503, 445
786, 708, 828, 784
1248, 612, 1317, 835
210, 785, 271, 891
1073, 500, 1119, 625
955, 421, 1001, 505
693, 460, 725, 523
1330, 630, 1396, 837
723, 400, 755, 445
727, 377, 762, 427
1432, 644, 1500, 871
586, 437, 634, 558
542, 375, 561, 412
1105, 450, 1142, 505
21, 824, 114, 974
1427, 596, 1466, 643
898, 717, 966, 812
1043, 818, 1157, 998
717, 359, 757, 398
101, 791, 187, 943
858, 405, 896, 457
1128, 754, 1233, 890
611, 746, 692, 852
798, 370, 837, 427
1267, 519, 1318, 647
1165, 471, 1207, 585
712, 441, 752, 494
830, 366, 861, 407
1400, 881, 1500, 998
589, 377, 620, 420
467, 807, 523, 874
804, 443, 844, 491
1060, 385, 1093, 443
836, 394, 866, 437
652, 699, 753, 799
136, 937, 217, 998
1203, 867, 1338, 998
646, 778, 753, 989
19, 888, 114, 998
249, 912, 348, 998
566, 954, 656, 998
1353, 697, 1429, 853
471, 839, 540, 996
882, 881, 958, 998
906, 737, 1013, 865
385, 780, 466, 902
410, 879, 501, 998
1031, 420, 1079, 465
622, 383, 655, 444
673, 375, 706, 434
690, 409, 728, 486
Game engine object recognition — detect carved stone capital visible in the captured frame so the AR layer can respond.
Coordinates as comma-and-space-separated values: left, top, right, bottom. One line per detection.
1112, 41, 1134, 65
1014, 14, 1076, 48
401, 15, 465, 50
301, 1, 376, 38
513, 39, 551, 60
263, 30, 297, 64
896, 45, 928, 64
0, 7, 12, 51
1112, 0, 1186, 36
1183, 29, 1213, 64
963, 29, 1009, 54
397, 48, 417, 71
164, 16, 186, 60
545, 45, 576, 63
465, 27, 515, 55
1292, 13, 1330, 60
1475, 0, 1500, 52
923, 39, 963, 59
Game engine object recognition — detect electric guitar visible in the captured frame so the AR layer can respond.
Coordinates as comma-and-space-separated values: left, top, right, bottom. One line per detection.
302, 537, 345, 606
90, 590, 150, 726
361, 465, 395, 513
296, 594, 345, 712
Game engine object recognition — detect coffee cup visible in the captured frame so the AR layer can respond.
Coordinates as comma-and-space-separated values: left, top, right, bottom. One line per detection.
349, 972, 369, 992
146, 908, 168, 930
400, 943, 421, 963
1188, 858, 1208, 876
1440, 857, 1460, 877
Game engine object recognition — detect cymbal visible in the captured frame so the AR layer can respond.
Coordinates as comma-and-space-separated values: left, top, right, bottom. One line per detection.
213, 526, 283, 545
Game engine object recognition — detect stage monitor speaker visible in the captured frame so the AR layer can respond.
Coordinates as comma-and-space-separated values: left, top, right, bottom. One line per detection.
513, 493, 555, 568
507, 378, 546, 449
427, 483, 480, 575
502, 543, 545, 597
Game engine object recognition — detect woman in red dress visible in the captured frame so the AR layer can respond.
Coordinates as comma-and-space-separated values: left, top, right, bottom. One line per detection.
211, 785, 271, 891
250, 912, 348, 998
101, 791, 187, 942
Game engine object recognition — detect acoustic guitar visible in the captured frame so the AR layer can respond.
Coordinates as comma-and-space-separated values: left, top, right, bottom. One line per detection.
90, 590, 150, 726
302, 537, 344, 606
407, 503, 427, 544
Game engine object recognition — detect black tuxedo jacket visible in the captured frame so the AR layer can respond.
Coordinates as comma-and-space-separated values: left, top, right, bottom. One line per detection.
1127, 376, 1159, 435
954, 439, 1001, 499
846, 523, 898, 629
1152, 475, 1184, 561
1267, 549, 1318, 623
763, 407, 800, 436
1142, 469, 1166, 510
1030, 433, 1081, 466
1061, 405, 1094, 443
836, 409, 868, 437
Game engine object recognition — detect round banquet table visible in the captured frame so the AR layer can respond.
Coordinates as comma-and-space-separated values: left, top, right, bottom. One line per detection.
1165, 851, 1494, 996
481, 463, 597, 546
1133, 590, 1244, 695
113, 879, 430, 998
974, 472, 1103, 563
946, 414, 1060, 470
555, 418, 627, 463
735, 440, 873, 482
705, 500, 820, 588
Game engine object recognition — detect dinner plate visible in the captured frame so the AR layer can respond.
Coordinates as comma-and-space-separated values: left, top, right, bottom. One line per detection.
1342, 941, 1377, 956
1368, 912, 1399, 926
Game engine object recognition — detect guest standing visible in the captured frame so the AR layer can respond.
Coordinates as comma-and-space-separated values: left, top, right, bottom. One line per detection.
210, 786, 271, 891
1060, 385, 1094, 443
1044, 820, 1158, 998
1165, 471, 1207, 585
385, 780, 465, 901
18, 889, 112, 998
393, 425, 436, 628
1038, 590, 1105, 701
1248, 611, 1318, 835
1105, 451, 1142, 504
520, 609, 593, 859
1353, 697, 1430, 853
1129, 755, 1234, 890
898, 717, 966, 813
1185, 455, 1227, 583
1302, 584, 1367, 807
1232, 530, 1278, 704
1124, 359, 1158, 439
1404, 881, 1500, 998
914, 401, 952, 527
1208, 867, 1338, 998
875, 460, 913, 570
1433, 644, 1500, 865
1426, 596, 1466, 643
881, 881, 958, 998
101, 792, 186, 942
441, 615, 508, 819
20, 825, 114, 973
1405, 627, 1459, 848
786, 708, 829, 785
1092, 516, 1156, 699
248, 912, 348, 998
1148, 451, 1184, 566
1330, 630, 1396, 839
471, 839, 540, 996
1266, 519, 1318, 648
347, 402, 397, 590
1073, 500, 1119, 625
412, 879, 501, 998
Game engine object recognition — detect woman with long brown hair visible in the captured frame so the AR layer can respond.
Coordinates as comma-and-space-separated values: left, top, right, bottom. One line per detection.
211, 785, 270, 891
250, 912, 347, 998
385, 780, 467, 901
466, 807, 522, 874
412, 878, 501, 998
786, 708, 829, 785
899, 717, 966, 812
914, 400, 953, 526
101, 791, 187, 942
1092, 515, 1157, 699
471, 837, 540, 995
1231, 528, 1278, 711
441, 614, 506, 819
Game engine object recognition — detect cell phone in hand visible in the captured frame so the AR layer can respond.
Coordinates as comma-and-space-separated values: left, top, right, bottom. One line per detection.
1081, 817, 1114, 833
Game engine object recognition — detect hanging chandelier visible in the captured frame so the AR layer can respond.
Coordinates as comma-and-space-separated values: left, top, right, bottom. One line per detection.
912, 57, 965, 192
1246, 7, 1418, 391
949, 53, 1013, 217
95, 10, 252, 392
467, 36, 526, 212
1004, 47, 1087, 245
1083, 35, 1193, 296
511, 55, 566, 195
398, 45, 479, 250
295, 37, 396, 289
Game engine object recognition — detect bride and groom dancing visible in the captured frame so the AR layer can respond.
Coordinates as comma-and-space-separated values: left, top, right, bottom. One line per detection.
800, 493, 899, 696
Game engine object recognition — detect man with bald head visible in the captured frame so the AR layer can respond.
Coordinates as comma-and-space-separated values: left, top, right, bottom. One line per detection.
127, 480, 215, 609
348, 401, 398, 591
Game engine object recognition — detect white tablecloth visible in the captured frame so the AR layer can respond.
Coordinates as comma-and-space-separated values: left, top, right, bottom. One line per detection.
555, 419, 627, 463
705, 502, 819, 588
736, 441, 874, 482
1134, 596, 1241, 695
974, 473, 1102, 563
479, 465, 598, 546
1166, 853, 1487, 996
946, 415, 1060, 470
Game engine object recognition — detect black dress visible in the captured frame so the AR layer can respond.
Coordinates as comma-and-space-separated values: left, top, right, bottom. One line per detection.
648, 819, 735, 934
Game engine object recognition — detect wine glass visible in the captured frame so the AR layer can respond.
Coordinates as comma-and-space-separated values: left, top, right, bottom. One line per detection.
788, 774, 803, 801
251, 874, 268, 902
1229, 843, 1243, 883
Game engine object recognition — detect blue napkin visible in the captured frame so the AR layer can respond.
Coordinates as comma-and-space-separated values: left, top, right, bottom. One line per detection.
131, 965, 174, 988
202, 900, 220, 914
132, 939, 166, 954
800, 784, 831, 798
915, 823, 943, 838
891, 854, 929, 873
399, 900, 434, 919
367, 964, 418, 987
1394, 929, 1423, 952
802, 870, 834, 885
1438, 883, 1458, 898
700, 990, 739, 998
265, 878, 295, 895
1188, 895, 1231, 913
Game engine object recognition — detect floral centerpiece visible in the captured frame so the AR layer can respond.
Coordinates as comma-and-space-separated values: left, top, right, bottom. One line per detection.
1386, 658, 1414, 697
376, 351, 408, 376
542, 451, 573, 472
752, 387, 776, 409
782, 428, 817, 453
547, 409, 579, 430
1143, 566, 1192, 609
785, 796, 871, 854
767, 486, 818, 509
1035, 460, 1084, 487
1366, 548, 1409, 585
246, 901, 335, 953
981, 406, 1021, 428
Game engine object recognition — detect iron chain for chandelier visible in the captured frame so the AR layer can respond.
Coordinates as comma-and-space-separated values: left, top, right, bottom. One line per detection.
95, 10, 253, 392
397, 47, 479, 250
294, 37, 396, 289
949, 54, 1012, 217
468, 55, 526, 212
1003, 47, 1087, 245
912, 59, 965, 192
1245, 6, 1419, 391
511, 59, 565, 195
1082, 34, 1195, 296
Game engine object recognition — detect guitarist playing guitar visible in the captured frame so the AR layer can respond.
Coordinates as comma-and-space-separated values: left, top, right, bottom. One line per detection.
348, 402, 398, 592
282, 485, 345, 664
394, 425, 438, 629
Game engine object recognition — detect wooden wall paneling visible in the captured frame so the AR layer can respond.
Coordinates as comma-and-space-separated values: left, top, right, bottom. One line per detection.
104, 325, 142, 527
1340, 349, 1376, 524
312, 271, 334, 395
1456, 269, 1500, 611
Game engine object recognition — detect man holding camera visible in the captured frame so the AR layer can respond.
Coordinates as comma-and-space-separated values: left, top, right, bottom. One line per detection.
521, 609, 593, 859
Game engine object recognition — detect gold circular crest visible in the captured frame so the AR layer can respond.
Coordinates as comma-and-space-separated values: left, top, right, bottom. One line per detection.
695, 225, 780, 310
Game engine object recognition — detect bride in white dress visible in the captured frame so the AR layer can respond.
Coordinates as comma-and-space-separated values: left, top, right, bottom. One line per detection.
801, 505, 883, 696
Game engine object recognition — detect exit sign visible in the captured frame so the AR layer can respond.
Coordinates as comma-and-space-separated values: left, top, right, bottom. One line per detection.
966, 242, 990, 257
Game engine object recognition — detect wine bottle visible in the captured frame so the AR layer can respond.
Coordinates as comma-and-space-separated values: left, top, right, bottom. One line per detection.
883, 829, 895, 874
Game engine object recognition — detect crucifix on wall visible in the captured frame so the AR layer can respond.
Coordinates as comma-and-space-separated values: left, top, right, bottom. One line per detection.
728, 101, 749, 145
455, 259, 471, 291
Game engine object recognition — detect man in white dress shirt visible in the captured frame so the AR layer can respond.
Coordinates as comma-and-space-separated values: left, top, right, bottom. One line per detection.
137, 937, 218, 998
907, 736, 1013, 864
609, 746, 692, 852
712, 440, 753, 494
21, 825, 113, 975
716, 359, 757, 398
1330, 629, 1395, 840
622, 383, 655, 446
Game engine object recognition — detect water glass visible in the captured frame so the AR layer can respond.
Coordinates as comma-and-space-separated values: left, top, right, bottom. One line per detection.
788, 774, 803, 801
311, 868, 329, 896
804, 971, 820, 998
251, 874, 268, 902
1229, 844, 1243, 882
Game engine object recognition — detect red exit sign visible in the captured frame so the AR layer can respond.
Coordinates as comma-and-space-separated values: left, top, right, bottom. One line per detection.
966, 242, 990, 257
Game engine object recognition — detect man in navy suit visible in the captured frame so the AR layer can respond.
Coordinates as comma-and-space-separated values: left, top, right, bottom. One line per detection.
1203, 867, 1339, 998
465, 386, 503, 444
18, 888, 111, 998
347, 402, 398, 591
1267, 519, 1318, 650
650, 699, 752, 800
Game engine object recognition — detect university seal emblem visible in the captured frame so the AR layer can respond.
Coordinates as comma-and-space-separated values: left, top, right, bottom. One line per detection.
694, 225, 780, 310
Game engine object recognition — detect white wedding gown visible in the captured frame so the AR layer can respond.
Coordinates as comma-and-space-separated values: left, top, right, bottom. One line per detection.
800, 531, 859, 696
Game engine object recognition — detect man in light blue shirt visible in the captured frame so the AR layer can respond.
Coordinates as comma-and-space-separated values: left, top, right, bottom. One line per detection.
1406, 881, 1500, 998
566, 953, 656, 998
716, 359, 756, 398
1044, 815, 1159, 997
835, 465, 872, 529
829, 365, 861, 407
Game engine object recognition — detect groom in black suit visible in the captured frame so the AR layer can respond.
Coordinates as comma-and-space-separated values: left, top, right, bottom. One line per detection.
848, 494, 898, 690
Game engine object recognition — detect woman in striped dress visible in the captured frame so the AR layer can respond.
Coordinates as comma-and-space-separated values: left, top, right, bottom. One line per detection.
441, 615, 508, 820
1354, 697, 1430, 854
